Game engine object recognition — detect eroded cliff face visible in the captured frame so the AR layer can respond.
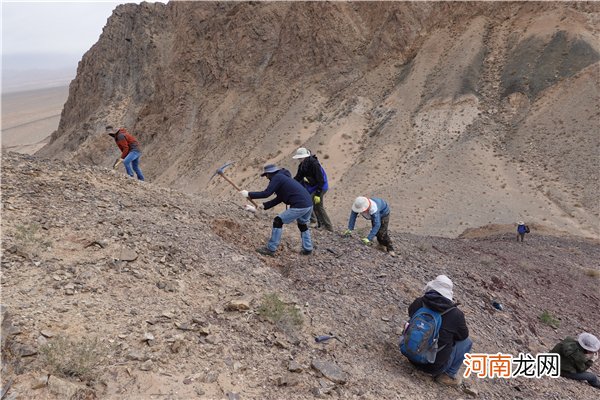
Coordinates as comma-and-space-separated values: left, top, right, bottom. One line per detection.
38, 1, 600, 238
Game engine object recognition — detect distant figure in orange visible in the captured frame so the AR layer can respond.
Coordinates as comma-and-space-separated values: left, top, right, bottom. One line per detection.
106, 126, 144, 181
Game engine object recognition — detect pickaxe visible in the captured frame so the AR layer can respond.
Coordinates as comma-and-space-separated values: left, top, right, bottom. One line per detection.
210, 162, 259, 208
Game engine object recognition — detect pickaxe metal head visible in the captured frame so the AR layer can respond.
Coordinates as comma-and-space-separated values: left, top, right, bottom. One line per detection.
209, 161, 234, 182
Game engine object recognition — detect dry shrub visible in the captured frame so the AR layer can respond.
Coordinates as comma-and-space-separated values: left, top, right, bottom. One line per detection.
40, 336, 106, 383
258, 293, 303, 332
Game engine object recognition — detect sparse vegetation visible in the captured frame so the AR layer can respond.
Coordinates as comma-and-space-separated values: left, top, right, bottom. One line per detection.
258, 293, 303, 331
584, 269, 600, 278
539, 310, 560, 328
39, 336, 107, 383
14, 223, 51, 255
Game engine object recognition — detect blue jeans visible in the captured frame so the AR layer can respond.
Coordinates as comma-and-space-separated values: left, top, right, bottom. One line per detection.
267, 206, 313, 252
442, 337, 473, 378
123, 151, 144, 181
563, 371, 600, 388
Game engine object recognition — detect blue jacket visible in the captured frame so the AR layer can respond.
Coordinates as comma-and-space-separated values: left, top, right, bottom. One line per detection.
249, 169, 313, 210
294, 155, 329, 195
517, 224, 528, 234
347, 197, 390, 241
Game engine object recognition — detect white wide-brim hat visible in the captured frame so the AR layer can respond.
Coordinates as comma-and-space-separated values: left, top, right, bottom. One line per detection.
578, 332, 600, 352
424, 275, 454, 301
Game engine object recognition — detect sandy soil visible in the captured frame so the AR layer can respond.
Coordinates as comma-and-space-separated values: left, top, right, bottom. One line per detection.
1, 86, 69, 154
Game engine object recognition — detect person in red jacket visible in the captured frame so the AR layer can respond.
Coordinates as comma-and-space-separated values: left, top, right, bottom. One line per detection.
106, 126, 144, 181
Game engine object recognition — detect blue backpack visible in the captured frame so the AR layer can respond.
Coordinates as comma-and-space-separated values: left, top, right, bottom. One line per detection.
400, 306, 455, 364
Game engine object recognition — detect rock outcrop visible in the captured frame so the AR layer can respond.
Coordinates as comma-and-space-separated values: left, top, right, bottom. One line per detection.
37, 1, 600, 237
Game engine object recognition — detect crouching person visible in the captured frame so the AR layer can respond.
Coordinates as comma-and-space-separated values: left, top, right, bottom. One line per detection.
551, 333, 600, 389
400, 275, 472, 386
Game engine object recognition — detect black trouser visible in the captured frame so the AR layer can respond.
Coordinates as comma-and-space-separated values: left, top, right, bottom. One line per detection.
312, 190, 333, 231
375, 214, 393, 251
563, 371, 600, 388
517, 233, 525, 242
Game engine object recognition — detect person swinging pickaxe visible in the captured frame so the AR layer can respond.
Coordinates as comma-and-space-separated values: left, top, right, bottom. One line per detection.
209, 162, 259, 209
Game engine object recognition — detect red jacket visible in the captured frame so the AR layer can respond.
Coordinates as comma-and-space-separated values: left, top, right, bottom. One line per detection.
114, 128, 140, 158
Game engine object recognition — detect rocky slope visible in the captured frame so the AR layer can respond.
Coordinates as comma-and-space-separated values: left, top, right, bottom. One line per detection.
2, 152, 599, 399
35, 1, 600, 239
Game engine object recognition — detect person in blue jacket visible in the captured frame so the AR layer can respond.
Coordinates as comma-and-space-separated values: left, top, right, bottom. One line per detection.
517, 221, 529, 242
292, 147, 333, 231
343, 196, 395, 257
240, 164, 313, 256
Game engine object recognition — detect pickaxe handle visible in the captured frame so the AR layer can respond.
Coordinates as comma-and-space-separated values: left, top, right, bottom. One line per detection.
220, 173, 259, 208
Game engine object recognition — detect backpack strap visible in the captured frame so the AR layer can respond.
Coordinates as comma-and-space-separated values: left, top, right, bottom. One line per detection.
440, 306, 456, 316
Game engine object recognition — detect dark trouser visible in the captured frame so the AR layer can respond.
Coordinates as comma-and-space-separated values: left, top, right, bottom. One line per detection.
375, 214, 393, 251
312, 190, 333, 231
563, 371, 600, 388
517, 233, 525, 242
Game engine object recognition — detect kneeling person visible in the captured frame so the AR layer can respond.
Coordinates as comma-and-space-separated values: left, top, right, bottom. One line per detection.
400, 275, 472, 386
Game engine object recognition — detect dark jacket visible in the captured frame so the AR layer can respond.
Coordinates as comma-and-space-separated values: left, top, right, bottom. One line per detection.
551, 337, 594, 374
114, 128, 140, 159
407, 291, 469, 375
293, 155, 328, 195
249, 169, 313, 210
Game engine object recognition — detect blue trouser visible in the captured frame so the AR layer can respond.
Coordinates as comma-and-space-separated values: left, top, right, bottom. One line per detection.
267, 206, 313, 252
442, 337, 473, 378
563, 371, 600, 388
123, 151, 144, 181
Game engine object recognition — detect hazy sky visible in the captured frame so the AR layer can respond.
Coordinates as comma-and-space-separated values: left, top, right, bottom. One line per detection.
2, 0, 166, 67
2, 1, 122, 56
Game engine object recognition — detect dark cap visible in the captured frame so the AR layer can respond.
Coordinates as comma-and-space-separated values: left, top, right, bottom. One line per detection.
260, 164, 281, 176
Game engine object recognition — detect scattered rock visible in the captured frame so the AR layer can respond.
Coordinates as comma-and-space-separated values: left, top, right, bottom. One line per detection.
118, 247, 138, 262
40, 329, 55, 338
463, 386, 479, 397
225, 299, 251, 311
140, 360, 153, 371
311, 359, 348, 384
31, 374, 49, 389
48, 376, 94, 398
288, 360, 302, 372
126, 351, 149, 361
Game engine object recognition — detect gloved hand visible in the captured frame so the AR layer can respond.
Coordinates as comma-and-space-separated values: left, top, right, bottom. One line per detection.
342, 229, 352, 236
313, 195, 321, 205
361, 238, 372, 245
239, 190, 249, 198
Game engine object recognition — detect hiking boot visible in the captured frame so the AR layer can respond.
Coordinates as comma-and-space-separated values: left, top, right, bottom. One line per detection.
256, 247, 275, 257
300, 248, 312, 256
435, 373, 460, 386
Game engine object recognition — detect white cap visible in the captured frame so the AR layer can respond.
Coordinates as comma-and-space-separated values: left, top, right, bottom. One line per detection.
517, 221, 525, 225
352, 197, 370, 213
293, 147, 311, 159
424, 275, 454, 301
578, 333, 600, 352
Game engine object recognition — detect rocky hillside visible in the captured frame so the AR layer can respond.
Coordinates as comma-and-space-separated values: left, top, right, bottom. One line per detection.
36, 1, 600, 239
2, 152, 599, 399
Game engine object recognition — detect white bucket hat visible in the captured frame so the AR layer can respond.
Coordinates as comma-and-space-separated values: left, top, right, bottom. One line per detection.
352, 197, 370, 213
517, 221, 525, 226
577, 332, 600, 352
293, 147, 311, 159
424, 275, 454, 301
